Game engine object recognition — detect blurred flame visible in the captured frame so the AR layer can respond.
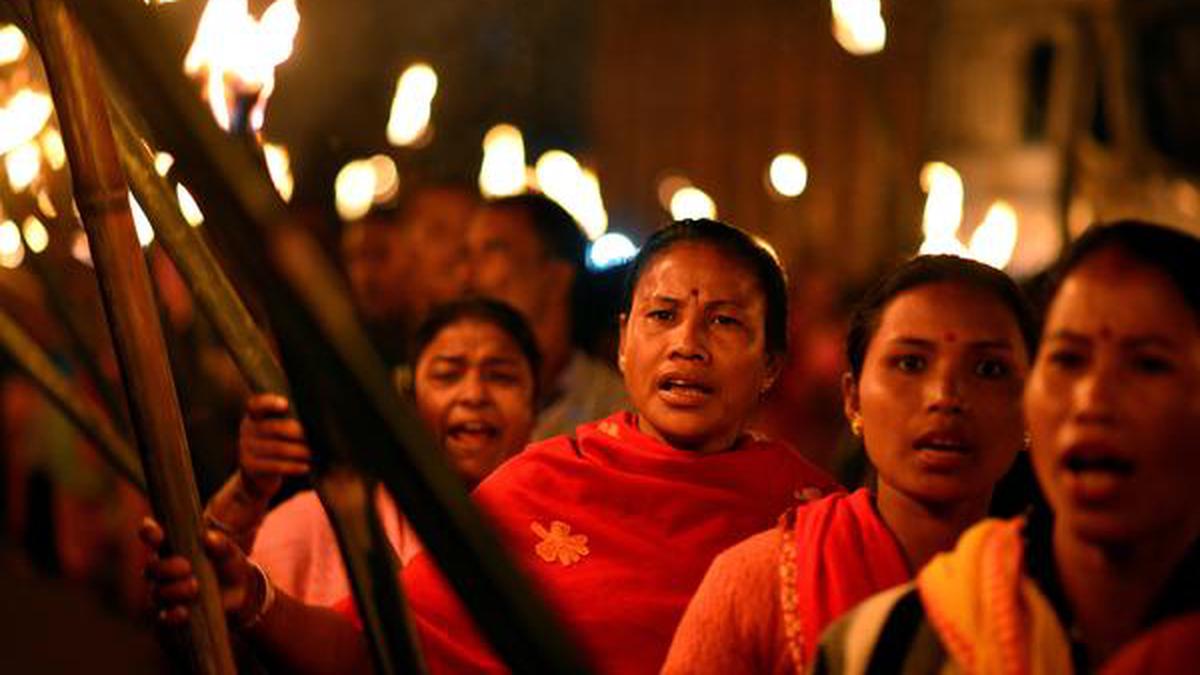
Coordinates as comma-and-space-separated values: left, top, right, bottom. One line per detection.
40, 129, 66, 171
263, 142, 294, 201
335, 159, 377, 221
35, 189, 57, 218
367, 154, 399, 203
831, 0, 886, 56
533, 150, 608, 240
656, 174, 692, 211
22, 215, 49, 254
0, 219, 25, 269
72, 230, 92, 267
0, 89, 54, 155
669, 185, 717, 220
587, 232, 638, 270
918, 161, 966, 255
0, 24, 27, 65
127, 192, 156, 247
176, 183, 205, 226
5, 141, 42, 192
154, 151, 175, 177
387, 63, 438, 147
479, 124, 527, 198
768, 153, 808, 198
968, 200, 1019, 270
184, 0, 300, 131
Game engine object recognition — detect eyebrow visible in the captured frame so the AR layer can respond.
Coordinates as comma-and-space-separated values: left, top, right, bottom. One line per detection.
645, 294, 748, 309
886, 336, 1014, 350
1046, 330, 1177, 349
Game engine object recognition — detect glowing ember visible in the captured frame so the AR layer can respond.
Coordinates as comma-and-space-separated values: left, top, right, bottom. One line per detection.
0, 25, 27, 66
263, 142, 294, 201
5, 141, 42, 191
831, 0, 887, 56
534, 150, 608, 240
918, 161, 966, 255
478, 124, 527, 198
127, 192, 156, 247
176, 183, 205, 226
768, 153, 808, 198
0, 219, 25, 269
184, 0, 300, 132
387, 63, 438, 147
967, 200, 1019, 270
22, 215, 49, 254
669, 185, 717, 220
0, 89, 54, 155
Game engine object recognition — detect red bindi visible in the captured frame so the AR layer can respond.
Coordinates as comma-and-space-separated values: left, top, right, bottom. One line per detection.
943, 331, 957, 343
1099, 325, 1113, 340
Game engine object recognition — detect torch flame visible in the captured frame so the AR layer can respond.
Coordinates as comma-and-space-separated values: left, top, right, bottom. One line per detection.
0, 89, 54, 155
918, 161, 966, 255
669, 185, 718, 220
533, 150, 608, 240
831, 0, 887, 56
387, 63, 438, 147
968, 200, 1019, 270
0, 24, 28, 66
479, 124, 528, 198
184, 0, 300, 131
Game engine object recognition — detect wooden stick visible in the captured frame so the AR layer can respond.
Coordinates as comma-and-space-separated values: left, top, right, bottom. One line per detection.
109, 90, 424, 675
30, 2, 236, 673
70, 1, 589, 671
0, 307, 145, 492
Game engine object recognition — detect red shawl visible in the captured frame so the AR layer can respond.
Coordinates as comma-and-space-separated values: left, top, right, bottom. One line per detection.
779, 488, 910, 672
355, 411, 836, 674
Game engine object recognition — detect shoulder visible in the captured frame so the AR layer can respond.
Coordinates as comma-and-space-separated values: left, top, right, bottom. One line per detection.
815, 584, 946, 675
255, 491, 329, 543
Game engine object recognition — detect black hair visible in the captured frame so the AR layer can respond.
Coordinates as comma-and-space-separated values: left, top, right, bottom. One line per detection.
485, 193, 587, 271
411, 297, 542, 401
1048, 220, 1200, 321
620, 219, 789, 357
845, 255, 1038, 380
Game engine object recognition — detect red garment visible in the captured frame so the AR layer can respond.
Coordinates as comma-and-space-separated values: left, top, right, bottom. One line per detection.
342, 411, 836, 674
779, 488, 910, 671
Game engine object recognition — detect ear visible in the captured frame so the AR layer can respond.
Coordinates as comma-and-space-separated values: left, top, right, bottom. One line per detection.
761, 352, 784, 393
617, 313, 629, 374
841, 372, 860, 424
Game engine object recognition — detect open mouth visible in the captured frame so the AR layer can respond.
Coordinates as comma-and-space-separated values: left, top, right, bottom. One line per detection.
657, 376, 715, 405
1063, 455, 1134, 475
1061, 444, 1134, 502
912, 432, 970, 454
446, 420, 498, 444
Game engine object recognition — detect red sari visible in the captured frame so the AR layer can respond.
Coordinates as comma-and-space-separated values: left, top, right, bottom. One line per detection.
346, 411, 836, 674
779, 488, 910, 671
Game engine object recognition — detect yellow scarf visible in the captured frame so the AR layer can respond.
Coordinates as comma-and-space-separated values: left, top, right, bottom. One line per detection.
916, 518, 1073, 675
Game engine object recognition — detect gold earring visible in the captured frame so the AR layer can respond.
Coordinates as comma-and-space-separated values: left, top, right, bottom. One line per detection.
1022, 432, 1031, 451
850, 417, 863, 437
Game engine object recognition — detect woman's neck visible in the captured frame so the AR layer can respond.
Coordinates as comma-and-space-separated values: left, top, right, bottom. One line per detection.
1052, 520, 1195, 666
875, 482, 990, 572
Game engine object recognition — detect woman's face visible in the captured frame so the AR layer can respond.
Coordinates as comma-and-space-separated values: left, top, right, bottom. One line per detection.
1025, 249, 1200, 548
619, 242, 779, 453
414, 319, 536, 488
847, 283, 1028, 507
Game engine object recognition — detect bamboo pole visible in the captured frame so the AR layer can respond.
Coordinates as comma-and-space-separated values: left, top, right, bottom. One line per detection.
69, 1, 589, 671
0, 307, 145, 492
108, 93, 424, 675
29, 2, 237, 673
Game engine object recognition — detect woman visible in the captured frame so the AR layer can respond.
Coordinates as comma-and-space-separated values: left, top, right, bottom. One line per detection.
143, 219, 837, 674
813, 221, 1200, 674
202, 297, 540, 605
663, 255, 1037, 674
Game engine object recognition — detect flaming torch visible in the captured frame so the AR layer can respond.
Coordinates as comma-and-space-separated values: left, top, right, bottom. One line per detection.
183, 0, 299, 135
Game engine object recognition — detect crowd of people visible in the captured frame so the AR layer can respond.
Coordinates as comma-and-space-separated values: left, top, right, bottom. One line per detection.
137, 191, 1198, 675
